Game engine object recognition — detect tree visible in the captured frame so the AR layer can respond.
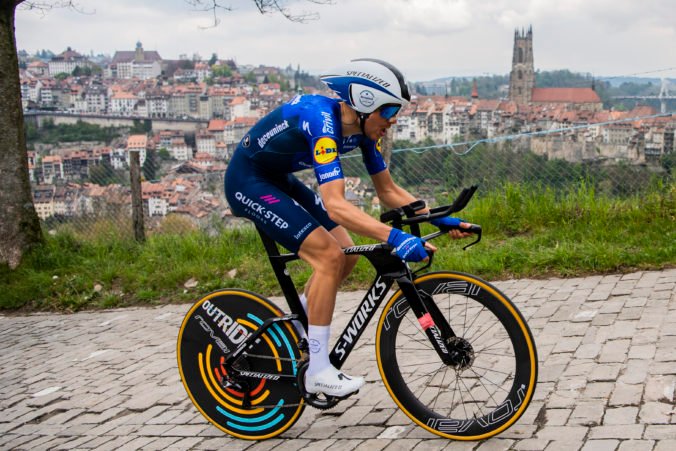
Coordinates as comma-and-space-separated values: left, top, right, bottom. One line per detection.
0, 0, 43, 269
72, 65, 92, 77
211, 63, 232, 78
2, 0, 330, 270
88, 160, 118, 186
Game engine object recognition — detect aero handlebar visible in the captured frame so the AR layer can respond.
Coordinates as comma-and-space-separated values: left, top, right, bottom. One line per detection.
380, 185, 482, 250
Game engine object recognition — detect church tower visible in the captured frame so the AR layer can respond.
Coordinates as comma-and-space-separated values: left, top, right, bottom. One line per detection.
509, 26, 535, 104
135, 41, 144, 62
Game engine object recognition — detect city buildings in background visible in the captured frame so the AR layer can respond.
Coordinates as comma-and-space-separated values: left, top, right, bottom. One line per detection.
19, 30, 675, 225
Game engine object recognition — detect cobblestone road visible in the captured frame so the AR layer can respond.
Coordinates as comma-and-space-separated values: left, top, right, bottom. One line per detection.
1, 269, 675, 451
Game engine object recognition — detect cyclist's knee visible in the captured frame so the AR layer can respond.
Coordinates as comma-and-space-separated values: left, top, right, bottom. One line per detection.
300, 235, 345, 281
346, 254, 358, 269
315, 245, 345, 280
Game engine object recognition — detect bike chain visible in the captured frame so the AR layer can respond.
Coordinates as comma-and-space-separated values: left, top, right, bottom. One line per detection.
242, 352, 304, 363
226, 352, 344, 410
235, 337, 309, 364
224, 352, 307, 409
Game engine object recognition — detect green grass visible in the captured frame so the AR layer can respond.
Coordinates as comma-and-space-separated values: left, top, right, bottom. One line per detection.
1, 182, 674, 312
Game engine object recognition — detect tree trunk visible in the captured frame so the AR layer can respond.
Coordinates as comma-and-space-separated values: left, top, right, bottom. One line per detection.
0, 1, 43, 269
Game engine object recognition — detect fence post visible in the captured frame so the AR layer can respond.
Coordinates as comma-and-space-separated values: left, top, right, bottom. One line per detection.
381, 128, 393, 166
129, 150, 145, 242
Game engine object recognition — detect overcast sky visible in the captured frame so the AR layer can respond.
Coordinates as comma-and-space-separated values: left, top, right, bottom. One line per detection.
15, 0, 676, 82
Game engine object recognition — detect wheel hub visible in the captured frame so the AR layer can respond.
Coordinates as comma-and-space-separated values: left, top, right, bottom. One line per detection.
447, 337, 475, 371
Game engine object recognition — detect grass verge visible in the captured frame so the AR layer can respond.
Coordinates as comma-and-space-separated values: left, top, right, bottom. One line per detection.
1, 182, 674, 312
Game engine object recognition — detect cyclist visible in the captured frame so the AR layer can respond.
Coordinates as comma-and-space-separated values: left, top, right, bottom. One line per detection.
224, 58, 470, 398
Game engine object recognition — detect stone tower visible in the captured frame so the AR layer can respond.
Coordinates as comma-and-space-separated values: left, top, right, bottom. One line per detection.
135, 41, 144, 62
509, 26, 535, 104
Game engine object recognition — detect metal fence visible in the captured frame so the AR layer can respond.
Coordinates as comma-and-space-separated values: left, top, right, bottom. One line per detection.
32, 135, 674, 240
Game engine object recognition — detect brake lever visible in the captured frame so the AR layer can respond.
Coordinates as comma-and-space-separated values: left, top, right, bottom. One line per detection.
461, 225, 482, 251
427, 224, 482, 251
413, 251, 434, 276
387, 241, 435, 275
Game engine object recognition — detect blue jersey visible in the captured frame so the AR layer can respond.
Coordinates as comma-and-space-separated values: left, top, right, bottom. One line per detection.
235, 94, 387, 185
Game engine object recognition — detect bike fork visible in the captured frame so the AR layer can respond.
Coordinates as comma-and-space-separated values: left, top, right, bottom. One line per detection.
397, 277, 457, 366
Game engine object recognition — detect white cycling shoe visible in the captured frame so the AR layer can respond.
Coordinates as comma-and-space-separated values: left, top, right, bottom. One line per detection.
304, 365, 364, 398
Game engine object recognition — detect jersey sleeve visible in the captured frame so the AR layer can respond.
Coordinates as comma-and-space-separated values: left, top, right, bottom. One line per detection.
299, 103, 345, 186
360, 136, 388, 176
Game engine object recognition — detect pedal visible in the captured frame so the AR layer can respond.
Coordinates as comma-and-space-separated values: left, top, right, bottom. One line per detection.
334, 389, 360, 401
296, 361, 341, 410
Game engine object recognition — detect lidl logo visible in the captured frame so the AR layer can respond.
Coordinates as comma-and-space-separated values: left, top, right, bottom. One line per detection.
376, 138, 382, 153
314, 137, 338, 164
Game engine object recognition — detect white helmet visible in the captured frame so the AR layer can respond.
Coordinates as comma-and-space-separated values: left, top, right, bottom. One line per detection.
320, 58, 411, 115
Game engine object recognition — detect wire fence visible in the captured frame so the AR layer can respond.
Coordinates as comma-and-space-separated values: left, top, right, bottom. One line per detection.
31, 129, 675, 241
32, 149, 229, 239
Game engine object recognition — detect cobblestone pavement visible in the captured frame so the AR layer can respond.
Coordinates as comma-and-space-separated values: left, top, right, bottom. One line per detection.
1, 269, 674, 451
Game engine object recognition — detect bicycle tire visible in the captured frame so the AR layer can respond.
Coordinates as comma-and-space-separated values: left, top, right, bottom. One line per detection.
376, 271, 537, 440
177, 289, 305, 440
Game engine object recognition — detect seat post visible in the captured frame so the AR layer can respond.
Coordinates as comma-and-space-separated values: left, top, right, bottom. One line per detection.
254, 226, 307, 332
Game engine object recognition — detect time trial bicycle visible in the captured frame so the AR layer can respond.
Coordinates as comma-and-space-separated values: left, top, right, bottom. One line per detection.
177, 186, 538, 440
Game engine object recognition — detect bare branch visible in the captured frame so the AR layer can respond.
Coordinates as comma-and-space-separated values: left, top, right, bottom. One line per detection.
18, 1, 94, 16
186, 0, 333, 27
185, 0, 232, 27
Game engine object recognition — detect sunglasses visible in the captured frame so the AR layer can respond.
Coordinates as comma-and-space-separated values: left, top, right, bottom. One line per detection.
378, 104, 401, 120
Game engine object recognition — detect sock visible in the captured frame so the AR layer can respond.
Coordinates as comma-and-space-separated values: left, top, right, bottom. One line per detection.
292, 293, 309, 340
307, 324, 331, 376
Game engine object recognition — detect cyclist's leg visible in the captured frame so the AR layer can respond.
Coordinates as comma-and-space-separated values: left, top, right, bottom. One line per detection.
225, 160, 320, 253
226, 166, 363, 397
285, 175, 359, 296
227, 163, 344, 325
298, 224, 356, 303
329, 226, 359, 275
284, 175, 364, 394
226, 162, 338, 328
298, 228, 364, 396
285, 177, 360, 372
296, 227, 345, 326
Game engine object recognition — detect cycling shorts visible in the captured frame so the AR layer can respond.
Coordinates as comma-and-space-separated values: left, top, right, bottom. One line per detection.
224, 150, 338, 253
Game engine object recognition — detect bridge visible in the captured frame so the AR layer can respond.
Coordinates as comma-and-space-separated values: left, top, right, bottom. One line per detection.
23, 111, 209, 133
611, 78, 675, 113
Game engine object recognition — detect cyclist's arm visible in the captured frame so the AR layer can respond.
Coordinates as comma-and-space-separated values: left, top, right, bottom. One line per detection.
370, 169, 426, 212
371, 169, 473, 239
319, 178, 392, 242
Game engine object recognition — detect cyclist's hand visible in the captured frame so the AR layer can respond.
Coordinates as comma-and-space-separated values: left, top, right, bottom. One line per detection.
388, 228, 433, 262
431, 216, 474, 240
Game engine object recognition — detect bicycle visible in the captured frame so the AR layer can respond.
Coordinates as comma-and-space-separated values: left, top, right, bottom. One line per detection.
177, 186, 538, 440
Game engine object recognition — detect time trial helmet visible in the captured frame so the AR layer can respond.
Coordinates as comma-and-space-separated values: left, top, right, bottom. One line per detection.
320, 58, 410, 116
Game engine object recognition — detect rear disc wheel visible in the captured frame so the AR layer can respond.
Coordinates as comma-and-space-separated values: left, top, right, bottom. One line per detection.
177, 289, 305, 440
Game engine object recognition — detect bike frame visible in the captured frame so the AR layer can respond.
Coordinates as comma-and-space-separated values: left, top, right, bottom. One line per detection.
224, 186, 481, 373
253, 225, 456, 369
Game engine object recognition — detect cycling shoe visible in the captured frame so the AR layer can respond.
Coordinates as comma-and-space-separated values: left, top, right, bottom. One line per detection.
304, 365, 364, 398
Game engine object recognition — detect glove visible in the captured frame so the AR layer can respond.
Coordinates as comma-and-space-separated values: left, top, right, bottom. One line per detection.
387, 228, 428, 262
431, 216, 463, 230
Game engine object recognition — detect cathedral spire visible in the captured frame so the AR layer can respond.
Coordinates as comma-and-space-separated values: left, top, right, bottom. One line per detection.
508, 25, 535, 104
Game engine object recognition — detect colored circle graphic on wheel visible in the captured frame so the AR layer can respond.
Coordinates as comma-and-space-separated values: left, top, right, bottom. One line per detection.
177, 289, 305, 440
